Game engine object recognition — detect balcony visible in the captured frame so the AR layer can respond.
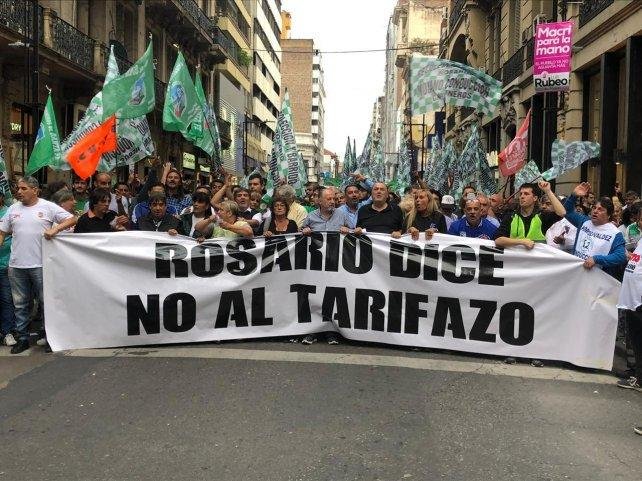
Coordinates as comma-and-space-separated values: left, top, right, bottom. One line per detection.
175, 0, 215, 40
218, 116, 232, 150
49, 11, 95, 72
449, 0, 466, 33
525, 36, 534, 69
0, 0, 43, 41
212, 27, 248, 76
218, 0, 250, 44
503, 45, 525, 84
579, 0, 615, 27
146, 0, 215, 50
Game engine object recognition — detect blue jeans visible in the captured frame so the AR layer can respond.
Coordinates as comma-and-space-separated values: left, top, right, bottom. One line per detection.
8, 267, 43, 341
0, 268, 16, 336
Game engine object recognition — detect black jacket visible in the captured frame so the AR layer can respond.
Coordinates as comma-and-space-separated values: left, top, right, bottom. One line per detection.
139, 213, 184, 234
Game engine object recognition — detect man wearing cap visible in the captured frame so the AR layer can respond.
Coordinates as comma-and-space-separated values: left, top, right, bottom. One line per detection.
440, 195, 458, 230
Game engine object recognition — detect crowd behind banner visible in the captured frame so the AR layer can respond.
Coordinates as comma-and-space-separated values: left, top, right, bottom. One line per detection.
0, 161, 641, 387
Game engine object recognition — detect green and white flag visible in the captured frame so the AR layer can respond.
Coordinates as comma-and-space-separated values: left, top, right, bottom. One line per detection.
515, 160, 542, 188
356, 130, 372, 179
194, 70, 222, 170
271, 91, 305, 196
542, 140, 600, 181
341, 137, 353, 188
103, 42, 155, 119
26, 93, 63, 175
163, 52, 203, 141
394, 137, 411, 196
439, 141, 456, 196
61, 46, 155, 172
370, 141, 385, 183
410, 55, 501, 117
262, 153, 279, 204
0, 139, 12, 202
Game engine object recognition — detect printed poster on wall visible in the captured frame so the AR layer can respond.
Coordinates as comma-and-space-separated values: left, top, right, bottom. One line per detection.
534, 21, 573, 93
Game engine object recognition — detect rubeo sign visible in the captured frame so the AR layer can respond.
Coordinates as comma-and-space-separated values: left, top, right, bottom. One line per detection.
533, 21, 573, 93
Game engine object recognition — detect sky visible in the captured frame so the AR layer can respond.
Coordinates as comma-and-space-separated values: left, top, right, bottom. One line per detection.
280, 0, 397, 161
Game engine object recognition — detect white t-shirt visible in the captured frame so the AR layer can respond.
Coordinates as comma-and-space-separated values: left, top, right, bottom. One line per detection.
573, 220, 620, 264
618, 239, 642, 310
0, 198, 73, 268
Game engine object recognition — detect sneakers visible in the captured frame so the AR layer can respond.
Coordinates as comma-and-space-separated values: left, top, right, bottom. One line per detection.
504, 357, 516, 364
326, 334, 340, 345
3, 333, 17, 346
616, 377, 642, 391
10, 339, 30, 354
301, 335, 316, 345
36, 337, 48, 347
634, 426, 642, 435
530, 359, 544, 368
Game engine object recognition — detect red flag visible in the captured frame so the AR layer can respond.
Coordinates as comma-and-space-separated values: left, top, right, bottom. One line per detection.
66, 115, 117, 179
498, 109, 531, 177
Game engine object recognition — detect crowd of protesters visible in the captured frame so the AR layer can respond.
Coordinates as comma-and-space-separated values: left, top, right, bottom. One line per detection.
0, 159, 641, 410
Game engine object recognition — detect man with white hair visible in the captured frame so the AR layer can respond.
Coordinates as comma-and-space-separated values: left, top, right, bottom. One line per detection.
0, 177, 77, 353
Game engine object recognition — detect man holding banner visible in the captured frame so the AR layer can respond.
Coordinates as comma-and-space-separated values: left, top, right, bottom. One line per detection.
564, 183, 626, 278
0, 177, 77, 354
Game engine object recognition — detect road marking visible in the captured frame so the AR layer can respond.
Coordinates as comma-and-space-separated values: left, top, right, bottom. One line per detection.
62, 346, 618, 385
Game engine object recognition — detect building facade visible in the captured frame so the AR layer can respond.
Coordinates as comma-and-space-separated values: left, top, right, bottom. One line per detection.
246, 0, 282, 174
381, 0, 445, 178
280, 36, 325, 182
439, 0, 642, 195
0, 0, 247, 182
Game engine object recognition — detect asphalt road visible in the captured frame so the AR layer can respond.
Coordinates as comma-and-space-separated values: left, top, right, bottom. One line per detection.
0, 341, 640, 481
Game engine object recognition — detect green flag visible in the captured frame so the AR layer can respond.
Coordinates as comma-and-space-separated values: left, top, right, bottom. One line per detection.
102, 42, 155, 119
515, 160, 542, 188
163, 52, 203, 141
395, 135, 411, 196
542, 140, 601, 181
62, 45, 155, 173
272, 91, 304, 195
193, 70, 222, 170
410, 54, 501, 117
26, 93, 62, 175
0, 139, 13, 202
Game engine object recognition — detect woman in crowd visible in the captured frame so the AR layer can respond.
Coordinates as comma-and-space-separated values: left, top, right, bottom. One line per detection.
260, 196, 298, 237
75, 189, 127, 233
405, 188, 447, 240
195, 200, 253, 239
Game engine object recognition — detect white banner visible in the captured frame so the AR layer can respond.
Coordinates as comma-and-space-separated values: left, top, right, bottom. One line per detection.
43, 232, 619, 370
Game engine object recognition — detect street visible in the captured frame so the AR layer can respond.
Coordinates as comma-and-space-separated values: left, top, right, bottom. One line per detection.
1, 340, 640, 481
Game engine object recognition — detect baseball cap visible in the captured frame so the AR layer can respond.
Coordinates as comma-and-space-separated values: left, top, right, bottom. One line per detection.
441, 195, 455, 206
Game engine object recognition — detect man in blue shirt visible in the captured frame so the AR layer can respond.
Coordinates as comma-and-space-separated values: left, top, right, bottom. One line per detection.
302, 188, 350, 234
448, 199, 498, 239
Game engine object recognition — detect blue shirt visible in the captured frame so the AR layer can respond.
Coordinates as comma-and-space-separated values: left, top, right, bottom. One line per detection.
448, 217, 498, 239
303, 208, 350, 232
338, 198, 372, 229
